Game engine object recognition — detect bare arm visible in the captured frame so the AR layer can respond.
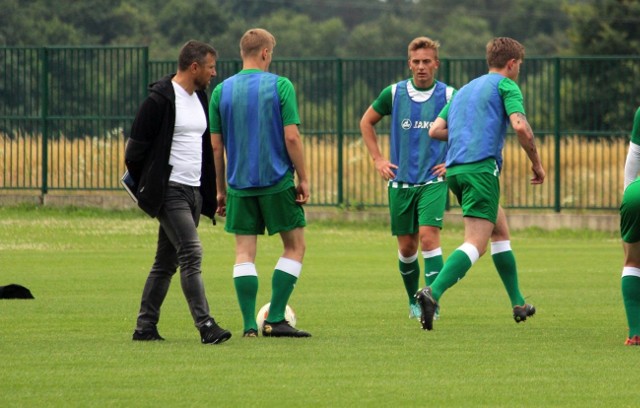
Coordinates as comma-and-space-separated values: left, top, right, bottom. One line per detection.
284, 124, 310, 204
360, 106, 398, 180
210, 133, 227, 216
428, 117, 449, 141
510, 112, 545, 184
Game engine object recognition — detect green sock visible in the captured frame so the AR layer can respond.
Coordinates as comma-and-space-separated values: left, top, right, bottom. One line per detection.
492, 250, 526, 307
268, 269, 298, 323
234, 275, 259, 332
423, 251, 443, 286
431, 249, 473, 301
399, 255, 420, 304
622, 274, 640, 337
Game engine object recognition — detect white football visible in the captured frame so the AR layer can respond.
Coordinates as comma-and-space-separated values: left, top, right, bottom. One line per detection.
256, 303, 297, 328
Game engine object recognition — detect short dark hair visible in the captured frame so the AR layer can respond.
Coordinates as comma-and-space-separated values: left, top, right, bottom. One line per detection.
178, 40, 217, 71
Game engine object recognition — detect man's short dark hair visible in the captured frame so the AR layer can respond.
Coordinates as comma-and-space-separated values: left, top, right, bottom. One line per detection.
178, 40, 217, 71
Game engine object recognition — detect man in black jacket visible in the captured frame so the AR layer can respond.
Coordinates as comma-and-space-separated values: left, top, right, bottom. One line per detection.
125, 40, 231, 345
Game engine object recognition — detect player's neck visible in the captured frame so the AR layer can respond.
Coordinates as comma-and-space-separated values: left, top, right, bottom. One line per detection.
489, 67, 510, 78
412, 78, 435, 90
243, 57, 269, 72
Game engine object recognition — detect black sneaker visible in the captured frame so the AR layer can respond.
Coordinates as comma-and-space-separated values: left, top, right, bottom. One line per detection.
513, 304, 536, 323
243, 328, 258, 338
132, 326, 165, 341
415, 287, 438, 331
262, 320, 311, 338
199, 318, 232, 345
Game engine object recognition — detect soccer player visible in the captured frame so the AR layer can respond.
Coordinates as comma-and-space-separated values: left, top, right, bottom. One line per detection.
209, 28, 311, 338
417, 37, 545, 330
360, 37, 454, 321
620, 106, 640, 346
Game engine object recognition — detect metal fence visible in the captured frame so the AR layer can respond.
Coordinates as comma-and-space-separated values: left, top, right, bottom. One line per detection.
1, 46, 639, 211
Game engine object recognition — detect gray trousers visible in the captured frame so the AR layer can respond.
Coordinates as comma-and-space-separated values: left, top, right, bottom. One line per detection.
135, 181, 211, 331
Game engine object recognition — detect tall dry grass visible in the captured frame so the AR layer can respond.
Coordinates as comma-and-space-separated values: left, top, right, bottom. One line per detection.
0, 130, 125, 190
304, 132, 628, 210
0, 131, 628, 209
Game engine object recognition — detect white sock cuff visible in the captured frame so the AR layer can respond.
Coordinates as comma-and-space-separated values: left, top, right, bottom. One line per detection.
398, 251, 419, 263
422, 248, 443, 258
491, 240, 512, 255
233, 262, 257, 278
275, 257, 302, 278
622, 266, 640, 278
458, 243, 480, 264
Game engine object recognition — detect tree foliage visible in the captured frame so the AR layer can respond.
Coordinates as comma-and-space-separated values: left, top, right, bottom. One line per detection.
437, 7, 493, 57
3, 0, 634, 58
567, 0, 640, 55
556, 0, 640, 132
336, 15, 426, 58
158, 0, 228, 45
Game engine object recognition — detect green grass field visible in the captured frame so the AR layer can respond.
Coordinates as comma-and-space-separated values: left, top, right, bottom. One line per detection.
0, 206, 636, 407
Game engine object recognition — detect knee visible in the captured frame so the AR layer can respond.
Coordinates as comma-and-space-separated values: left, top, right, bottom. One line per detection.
178, 241, 203, 264
419, 235, 438, 251
398, 236, 417, 256
285, 240, 306, 261
398, 243, 418, 258
472, 241, 488, 257
282, 228, 306, 261
397, 235, 419, 256
151, 255, 179, 277
419, 227, 440, 251
190, 242, 203, 261
149, 267, 177, 278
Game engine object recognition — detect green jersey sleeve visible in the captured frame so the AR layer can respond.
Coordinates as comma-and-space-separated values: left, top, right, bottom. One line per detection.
631, 107, 640, 145
436, 86, 456, 120
208, 84, 223, 133
437, 100, 451, 120
371, 85, 394, 116
277, 76, 301, 126
498, 78, 525, 116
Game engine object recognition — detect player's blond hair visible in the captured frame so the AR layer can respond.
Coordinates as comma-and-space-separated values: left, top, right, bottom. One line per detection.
240, 28, 276, 58
407, 37, 440, 59
486, 37, 525, 69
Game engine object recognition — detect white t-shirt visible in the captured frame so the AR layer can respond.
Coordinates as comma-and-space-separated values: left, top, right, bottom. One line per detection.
169, 81, 206, 186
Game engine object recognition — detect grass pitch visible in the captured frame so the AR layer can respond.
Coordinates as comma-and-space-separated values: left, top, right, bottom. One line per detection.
0, 206, 635, 407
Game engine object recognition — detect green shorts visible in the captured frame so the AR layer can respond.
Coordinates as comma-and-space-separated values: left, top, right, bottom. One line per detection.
225, 187, 306, 236
388, 181, 448, 236
621, 179, 640, 243
447, 172, 500, 224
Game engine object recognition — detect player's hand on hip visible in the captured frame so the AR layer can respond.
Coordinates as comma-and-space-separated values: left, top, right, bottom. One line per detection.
374, 158, 398, 181
432, 162, 447, 177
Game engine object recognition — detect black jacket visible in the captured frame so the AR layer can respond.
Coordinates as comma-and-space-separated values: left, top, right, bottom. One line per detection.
124, 75, 217, 219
